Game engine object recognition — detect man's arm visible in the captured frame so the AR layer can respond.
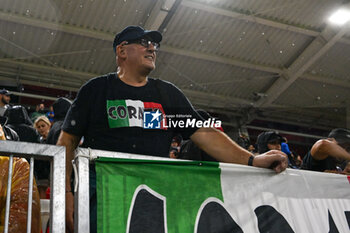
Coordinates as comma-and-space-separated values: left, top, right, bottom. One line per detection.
57, 131, 81, 190
311, 138, 350, 161
56, 130, 81, 233
190, 127, 287, 173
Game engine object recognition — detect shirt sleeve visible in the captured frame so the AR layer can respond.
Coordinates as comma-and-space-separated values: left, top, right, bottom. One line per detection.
62, 80, 94, 137
165, 82, 203, 139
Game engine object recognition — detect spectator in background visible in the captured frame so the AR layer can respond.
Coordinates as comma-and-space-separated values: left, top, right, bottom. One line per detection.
170, 135, 182, 148
291, 150, 303, 168
237, 133, 250, 150
0, 89, 11, 117
302, 128, 350, 173
247, 144, 259, 155
46, 97, 72, 145
0, 116, 19, 141
5, 105, 40, 143
169, 135, 182, 158
248, 144, 255, 152
281, 137, 298, 168
33, 115, 52, 198
30, 103, 46, 122
257, 132, 299, 168
257, 131, 282, 154
171, 135, 182, 148
46, 105, 55, 124
281, 137, 291, 156
33, 115, 51, 143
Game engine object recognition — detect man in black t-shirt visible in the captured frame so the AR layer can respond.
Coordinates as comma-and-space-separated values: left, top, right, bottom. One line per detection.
302, 128, 350, 172
57, 25, 288, 233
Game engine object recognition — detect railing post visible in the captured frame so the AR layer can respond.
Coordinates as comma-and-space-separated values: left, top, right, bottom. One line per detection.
50, 145, 66, 233
75, 153, 90, 233
26, 156, 34, 233
4, 155, 13, 233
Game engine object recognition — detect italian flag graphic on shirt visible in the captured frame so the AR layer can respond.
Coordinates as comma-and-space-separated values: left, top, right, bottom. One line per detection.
107, 99, 166, 129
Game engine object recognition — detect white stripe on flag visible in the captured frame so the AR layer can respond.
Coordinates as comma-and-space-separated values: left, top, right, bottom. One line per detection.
125, 100, 144, 127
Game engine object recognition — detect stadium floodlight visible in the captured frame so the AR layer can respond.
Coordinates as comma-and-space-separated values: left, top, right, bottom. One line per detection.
329, 8, 350, 25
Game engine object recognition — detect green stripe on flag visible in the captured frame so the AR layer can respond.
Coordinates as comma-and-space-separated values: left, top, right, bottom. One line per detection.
96, 158, 223, 233
107, 99, 129, 128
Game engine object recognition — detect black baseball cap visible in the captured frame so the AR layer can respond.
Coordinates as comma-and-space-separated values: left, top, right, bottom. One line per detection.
171, 135, 182, 144
257, 131, 283, 153
113, 26, 162, 52
267, 132, 283, 144
0, 89, 10, 95
328, 128, 350, 144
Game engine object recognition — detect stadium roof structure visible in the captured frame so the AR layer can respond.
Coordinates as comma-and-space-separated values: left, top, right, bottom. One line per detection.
1, 0, 350, 131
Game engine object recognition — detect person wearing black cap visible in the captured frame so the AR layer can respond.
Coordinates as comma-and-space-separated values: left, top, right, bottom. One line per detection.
57, 25, 287, 233
302, 128, 350, 172
257, 131, 299, 168
257, 131, 283, 154
0, 89, 11, 117
46, 97, 72, 145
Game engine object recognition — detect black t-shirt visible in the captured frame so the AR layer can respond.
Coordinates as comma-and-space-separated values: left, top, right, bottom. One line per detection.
301, 151, 336, 172
62, 73, 201, 157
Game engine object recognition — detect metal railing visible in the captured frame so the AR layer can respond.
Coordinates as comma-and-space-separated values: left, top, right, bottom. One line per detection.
0, 140, 66, 233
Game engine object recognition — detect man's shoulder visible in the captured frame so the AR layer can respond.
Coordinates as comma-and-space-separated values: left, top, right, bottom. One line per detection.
84, 73, 116, 87
149, 77, 173, 86
149, 78, 182, 92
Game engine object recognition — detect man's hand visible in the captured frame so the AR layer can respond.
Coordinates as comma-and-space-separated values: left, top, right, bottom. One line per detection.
253, 150, 288, 173
191, 128, 288, 173
66, 191, 74, 233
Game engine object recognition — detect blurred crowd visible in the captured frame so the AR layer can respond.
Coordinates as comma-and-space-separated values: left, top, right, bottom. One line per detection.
0, 88, 72, 199
169, 108, 350, 176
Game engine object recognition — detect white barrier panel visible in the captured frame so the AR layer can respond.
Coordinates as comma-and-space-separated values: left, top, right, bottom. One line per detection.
219, 163, 350, 233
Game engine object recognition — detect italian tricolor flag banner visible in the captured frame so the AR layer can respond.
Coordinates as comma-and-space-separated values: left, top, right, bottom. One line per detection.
96, 158, 350, 233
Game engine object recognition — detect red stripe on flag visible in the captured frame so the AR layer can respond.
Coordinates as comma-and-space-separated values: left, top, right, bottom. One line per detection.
347, 176, 350, 184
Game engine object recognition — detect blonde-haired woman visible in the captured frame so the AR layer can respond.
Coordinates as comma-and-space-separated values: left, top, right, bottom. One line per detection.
33, 115, 52, 199
33, 115, 51, 143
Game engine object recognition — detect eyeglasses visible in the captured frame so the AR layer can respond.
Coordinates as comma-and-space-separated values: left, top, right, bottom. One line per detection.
124, 38, 160, 51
